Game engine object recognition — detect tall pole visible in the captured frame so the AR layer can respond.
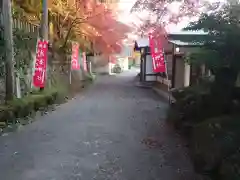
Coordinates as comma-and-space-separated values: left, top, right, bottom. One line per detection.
2, 0, 15, 101
39, 0, 48, 90
40, 0, 48, 41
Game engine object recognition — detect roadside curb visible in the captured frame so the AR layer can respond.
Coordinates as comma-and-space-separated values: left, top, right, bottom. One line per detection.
152, 87, 176, 103
134, 82, 153, 89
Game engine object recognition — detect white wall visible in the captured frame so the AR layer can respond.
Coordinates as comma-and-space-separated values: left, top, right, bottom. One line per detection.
174, 57, 191, 88
174, 58, 185, 88
184, 63, 191, 87
117, 57, 129, 71
90, 55, 110, 74
95, 64, 110, 74
145, 55, 156, 81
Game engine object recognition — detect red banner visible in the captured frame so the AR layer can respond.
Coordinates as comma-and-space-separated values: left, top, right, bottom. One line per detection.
82, 52, 87, 71
149, 33, 165, 73
109, 55, 116, 64
71, 42, 80, 70
32, 40, 48, 88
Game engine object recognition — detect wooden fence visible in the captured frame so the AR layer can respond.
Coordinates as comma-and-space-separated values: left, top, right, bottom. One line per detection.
0, 12, 39, 35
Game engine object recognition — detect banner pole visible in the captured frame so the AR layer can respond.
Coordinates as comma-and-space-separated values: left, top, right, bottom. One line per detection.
69, 67, 72, 84
163, 48, 171, 104
31, 38, 40, 89
70, 43, 72, 85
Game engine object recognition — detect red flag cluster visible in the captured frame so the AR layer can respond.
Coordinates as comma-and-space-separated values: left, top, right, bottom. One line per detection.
71, 42, 88, 71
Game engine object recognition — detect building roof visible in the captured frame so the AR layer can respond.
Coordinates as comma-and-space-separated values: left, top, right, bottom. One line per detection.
134, 30, 207, 50
168, 40, 204, 46
135, 38, 149, 47
169, 30, 208, 35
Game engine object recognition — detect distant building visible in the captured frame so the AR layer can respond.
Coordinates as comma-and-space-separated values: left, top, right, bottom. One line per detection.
134, 30, 209, 88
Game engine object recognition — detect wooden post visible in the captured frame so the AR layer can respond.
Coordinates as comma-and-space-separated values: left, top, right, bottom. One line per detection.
2, 0, 15, 101
163, 49, 171, 104
39, 0, 48, 91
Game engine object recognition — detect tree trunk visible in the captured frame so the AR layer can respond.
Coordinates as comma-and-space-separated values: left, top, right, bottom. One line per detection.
61, 22, 74, 50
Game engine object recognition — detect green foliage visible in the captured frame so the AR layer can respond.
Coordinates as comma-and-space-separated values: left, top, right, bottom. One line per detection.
84, 73, 96, 82
0, 87, 67, 128
12, 0, 41, 23
168, 93, 211, 135
184, 3, 240, 71
168, 85, 240, 178
219, 150, 240, 180
170, 4, 240, 176
171, 83, 211, 101
13, 29, 37, 70
168, 83, 240, 136
0, 28, 37, 76
184, 48, 222, 74
190, 115, 240, 175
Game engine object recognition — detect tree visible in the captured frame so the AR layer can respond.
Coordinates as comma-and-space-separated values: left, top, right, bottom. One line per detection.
130, 0, 222, 37
184, 2, 240, 102
13, 0, 131, 67
49, 0, 130, 54
87, 12, 130, 54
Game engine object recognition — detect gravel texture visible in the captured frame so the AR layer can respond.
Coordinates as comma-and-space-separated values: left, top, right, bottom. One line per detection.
0, 70, 201, 180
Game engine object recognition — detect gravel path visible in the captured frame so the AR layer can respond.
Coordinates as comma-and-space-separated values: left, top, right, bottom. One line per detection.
0, 70, 200, 180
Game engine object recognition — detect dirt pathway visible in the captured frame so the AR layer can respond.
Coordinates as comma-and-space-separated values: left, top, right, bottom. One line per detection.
0, 71, 201, 180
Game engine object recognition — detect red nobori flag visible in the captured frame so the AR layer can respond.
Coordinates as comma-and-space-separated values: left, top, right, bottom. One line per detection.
109, 55, 116, 64
149, 33, 165, 73
71, 42, 80, 70
32, 40, 48, 88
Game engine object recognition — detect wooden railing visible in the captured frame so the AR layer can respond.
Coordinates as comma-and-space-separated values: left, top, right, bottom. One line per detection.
12, 18, 38, 34
0, 13, 38, 35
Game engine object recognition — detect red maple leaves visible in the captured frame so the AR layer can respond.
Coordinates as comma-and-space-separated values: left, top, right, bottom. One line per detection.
82, 2, 131, 55
131, 0, 213, 36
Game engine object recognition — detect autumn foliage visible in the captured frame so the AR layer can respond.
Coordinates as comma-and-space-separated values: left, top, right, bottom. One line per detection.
131, 0, 220, 37
14, 0, 131, 55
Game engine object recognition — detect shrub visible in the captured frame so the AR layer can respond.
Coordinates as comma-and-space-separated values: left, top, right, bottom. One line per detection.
8, 98, 33, 118
171, 83, 210, 101
167, 83, 240, 135
0, 87, 67, 126
190, 115, 240, 174
167, 91, 213, 135
218, 150, 240, 180
85, 73, 95, 82
0, 105, 15, 124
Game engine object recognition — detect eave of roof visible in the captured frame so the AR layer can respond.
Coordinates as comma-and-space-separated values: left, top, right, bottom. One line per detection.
168, 40, 204, 46
134, 30, 207, 48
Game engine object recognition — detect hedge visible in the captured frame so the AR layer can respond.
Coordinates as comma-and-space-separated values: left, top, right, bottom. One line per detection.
168, 84, 240, 136
219, 150, 240, 180
167, 91, 218, 135
190, 115, 240, 175
167, 84, 240, 179
0, 88, 66, 129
